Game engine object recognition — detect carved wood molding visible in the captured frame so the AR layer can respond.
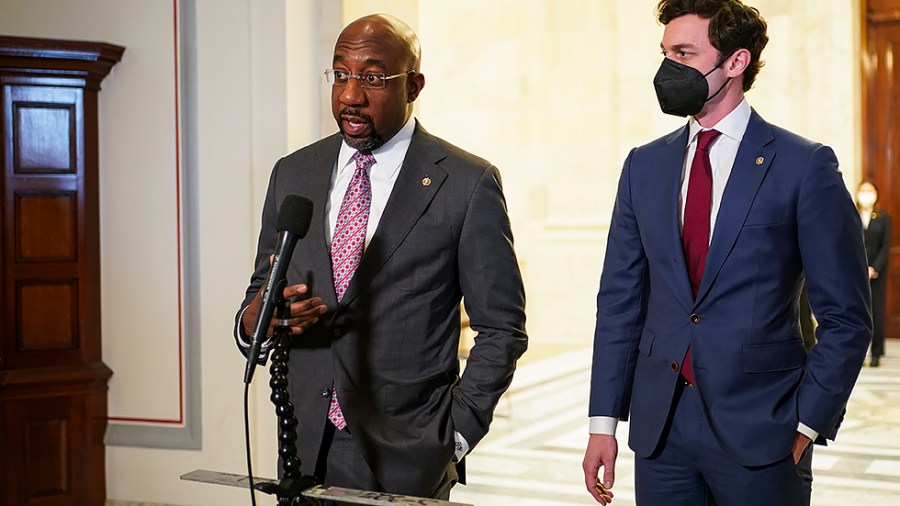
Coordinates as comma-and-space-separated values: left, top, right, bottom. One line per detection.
868, 0, 900, 23
0, 35, 124, 90
868, 11, 900, 23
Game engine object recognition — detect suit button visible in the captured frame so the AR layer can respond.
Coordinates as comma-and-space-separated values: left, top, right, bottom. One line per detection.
320, 387, 331, 397
670, 361, 679, 372
690, 313, 701, 324
332, 326, 343, 337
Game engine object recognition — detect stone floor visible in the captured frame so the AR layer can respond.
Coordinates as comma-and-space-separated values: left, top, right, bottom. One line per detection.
450, 342, 900, 505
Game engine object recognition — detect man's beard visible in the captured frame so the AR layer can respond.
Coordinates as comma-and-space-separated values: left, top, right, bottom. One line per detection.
341, 130, 384, 151
339, 108, 385, 151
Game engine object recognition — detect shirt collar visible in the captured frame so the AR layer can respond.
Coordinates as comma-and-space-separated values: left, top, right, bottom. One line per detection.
337, 116, 416, 177
688, 98, 751, 145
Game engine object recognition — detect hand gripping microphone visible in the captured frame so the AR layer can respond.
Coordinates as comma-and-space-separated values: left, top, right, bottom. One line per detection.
244, 195, 314, 384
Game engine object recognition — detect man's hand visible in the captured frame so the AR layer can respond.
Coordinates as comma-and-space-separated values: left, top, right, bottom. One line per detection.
242, 283, 327, 337
583, 433, 618, 504
792, 432, 812, 464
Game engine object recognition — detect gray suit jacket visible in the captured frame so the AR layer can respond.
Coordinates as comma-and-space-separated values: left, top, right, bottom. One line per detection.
236, 122, 527, 496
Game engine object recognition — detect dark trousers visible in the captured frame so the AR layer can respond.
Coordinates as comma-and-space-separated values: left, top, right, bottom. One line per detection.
634, 382, 809, 506
314, 422, 455, 500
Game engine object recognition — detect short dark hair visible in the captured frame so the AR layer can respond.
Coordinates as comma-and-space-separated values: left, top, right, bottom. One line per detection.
657, 0, 768, 92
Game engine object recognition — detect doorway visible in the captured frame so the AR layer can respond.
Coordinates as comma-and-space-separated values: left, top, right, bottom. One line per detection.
864, 0, 900, 339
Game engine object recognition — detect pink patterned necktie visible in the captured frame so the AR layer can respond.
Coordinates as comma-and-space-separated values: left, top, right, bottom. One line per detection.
327, 149, 374, 430
681, 129, 721, 385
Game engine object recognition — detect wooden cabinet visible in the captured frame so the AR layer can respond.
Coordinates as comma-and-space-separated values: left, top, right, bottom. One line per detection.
0, 36, 123, 506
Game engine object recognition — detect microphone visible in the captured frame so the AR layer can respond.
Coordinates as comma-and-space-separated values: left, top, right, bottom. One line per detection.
244, 194, 314, 384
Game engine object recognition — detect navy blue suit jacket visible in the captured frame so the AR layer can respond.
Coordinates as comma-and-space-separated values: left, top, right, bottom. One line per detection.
589, 110, 872, 466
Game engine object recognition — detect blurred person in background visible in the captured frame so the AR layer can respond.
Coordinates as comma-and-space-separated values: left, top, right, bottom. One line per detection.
858, 180, 891, 367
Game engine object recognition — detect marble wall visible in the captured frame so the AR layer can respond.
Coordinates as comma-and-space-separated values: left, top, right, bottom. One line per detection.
345, 0, 862, 345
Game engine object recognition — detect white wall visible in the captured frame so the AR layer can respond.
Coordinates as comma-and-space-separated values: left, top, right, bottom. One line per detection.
0, 0, 322, 504
0, 0, 184, 423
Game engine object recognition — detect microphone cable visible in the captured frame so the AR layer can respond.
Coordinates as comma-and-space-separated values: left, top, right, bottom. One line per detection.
244, 379, 258, 506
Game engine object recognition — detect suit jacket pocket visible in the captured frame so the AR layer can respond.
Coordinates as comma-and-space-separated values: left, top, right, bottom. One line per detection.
742, 340, 806, 373
382, 373, 453, 417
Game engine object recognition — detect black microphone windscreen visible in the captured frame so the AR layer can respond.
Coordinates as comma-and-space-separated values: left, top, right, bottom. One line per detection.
276, 195, 314, 238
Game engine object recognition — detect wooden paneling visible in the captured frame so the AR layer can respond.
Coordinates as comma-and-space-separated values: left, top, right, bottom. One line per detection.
0, 36, 123, 506
2, 394, 87, 506
14, 103, 76, 173
3, 85, 82, 178
864, 2, 900, 339
25, 416, 70, 497
17, 281, 77, 351
16, 193, 77, 261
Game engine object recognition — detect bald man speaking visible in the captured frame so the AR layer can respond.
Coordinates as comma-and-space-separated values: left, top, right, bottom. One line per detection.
234, 14, 527, 499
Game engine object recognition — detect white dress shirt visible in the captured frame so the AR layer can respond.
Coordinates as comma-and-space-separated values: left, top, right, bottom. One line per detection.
590, 100, 819, 442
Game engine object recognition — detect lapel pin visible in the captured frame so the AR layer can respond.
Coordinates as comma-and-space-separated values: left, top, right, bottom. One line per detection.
755, 156, 765, 165
422, 176, 432, 187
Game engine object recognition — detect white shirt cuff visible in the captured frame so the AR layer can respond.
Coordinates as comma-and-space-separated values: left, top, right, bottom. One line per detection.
589, 416, 618, 435
797, 422, 818, 442
453, 431, 469, 462
235, 305, 273, 354
590, 417, 816, 441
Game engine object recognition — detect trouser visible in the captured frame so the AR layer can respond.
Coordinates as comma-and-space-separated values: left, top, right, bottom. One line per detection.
314, 421, 455, 501
634, 381, 810, 506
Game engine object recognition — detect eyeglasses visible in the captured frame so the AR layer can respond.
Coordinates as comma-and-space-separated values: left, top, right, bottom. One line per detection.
324, 69, 414, 89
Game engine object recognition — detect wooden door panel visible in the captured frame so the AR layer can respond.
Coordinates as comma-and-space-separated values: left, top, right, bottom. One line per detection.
865, 7, 900, 339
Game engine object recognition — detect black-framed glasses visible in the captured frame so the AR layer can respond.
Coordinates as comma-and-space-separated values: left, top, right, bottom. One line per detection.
324, 69, 414, 89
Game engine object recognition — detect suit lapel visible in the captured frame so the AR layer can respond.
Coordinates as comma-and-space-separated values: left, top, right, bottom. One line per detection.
660, 126, 697, 307
306, 134, 342, 307
695, 110, 775, 304
339, 124, 448, 307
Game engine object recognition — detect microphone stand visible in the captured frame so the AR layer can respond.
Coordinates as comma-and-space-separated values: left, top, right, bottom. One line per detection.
255, 300, 319, 505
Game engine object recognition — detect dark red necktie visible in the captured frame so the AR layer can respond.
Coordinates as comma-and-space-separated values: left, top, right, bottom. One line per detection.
681, 129, 721, 384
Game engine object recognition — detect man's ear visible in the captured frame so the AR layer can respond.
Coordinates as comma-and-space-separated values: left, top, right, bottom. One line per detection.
407, 72, 425, 103
725, 48, 751, 79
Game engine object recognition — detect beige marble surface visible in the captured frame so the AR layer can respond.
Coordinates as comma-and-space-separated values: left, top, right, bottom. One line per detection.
451, 341, 900, 505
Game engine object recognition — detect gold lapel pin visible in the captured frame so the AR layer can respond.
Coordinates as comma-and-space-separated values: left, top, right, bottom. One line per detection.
755, 156, 765, 165
422, 176, 432, 187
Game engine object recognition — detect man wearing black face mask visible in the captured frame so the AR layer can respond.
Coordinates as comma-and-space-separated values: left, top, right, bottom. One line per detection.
582, 1, 871, 506
654, 51, 733, 117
